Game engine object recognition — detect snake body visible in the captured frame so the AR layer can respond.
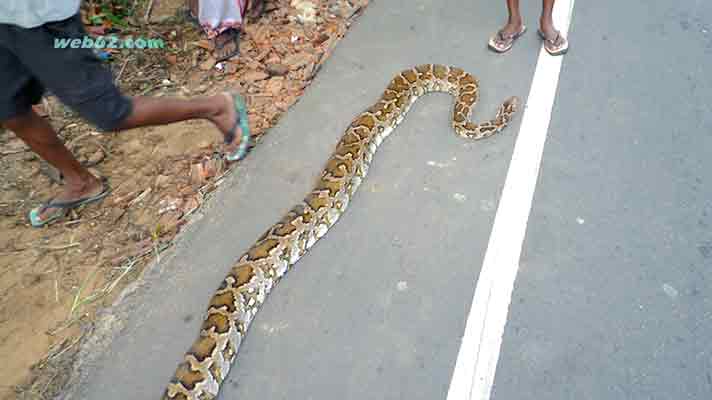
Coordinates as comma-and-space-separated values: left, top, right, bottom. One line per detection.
162, 64, 520, 400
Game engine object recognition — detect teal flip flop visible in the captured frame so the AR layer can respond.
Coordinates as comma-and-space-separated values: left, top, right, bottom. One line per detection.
224, 92, 253, 162
28, 179, 111, 227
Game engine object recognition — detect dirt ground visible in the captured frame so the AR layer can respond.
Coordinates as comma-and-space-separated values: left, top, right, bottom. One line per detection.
0, 1, 368, 398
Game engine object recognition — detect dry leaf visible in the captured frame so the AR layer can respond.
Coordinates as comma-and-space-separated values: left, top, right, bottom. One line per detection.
252, 25, 272, 44
180, 185, 197, 197
264, 77, 284, 94
203, 157, 224, 179
156, 211, 182, 236
196, 39, 213, 50
200, 57, 216, 71
254, 48, 271, 61
283, 53, 312, 70
313, 32, 330, 45
182, 196, 200, 215
241, 40, 255, 53
190, 163, 206, 186
154, 174, 171, 188
266, 63, 289, 76
86, 26, 105, 36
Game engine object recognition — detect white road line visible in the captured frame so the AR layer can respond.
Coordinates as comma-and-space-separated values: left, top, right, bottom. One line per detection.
446, 1, 575, 400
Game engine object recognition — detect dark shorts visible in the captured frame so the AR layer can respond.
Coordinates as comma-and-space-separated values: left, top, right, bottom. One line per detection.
0, 14, 132, 131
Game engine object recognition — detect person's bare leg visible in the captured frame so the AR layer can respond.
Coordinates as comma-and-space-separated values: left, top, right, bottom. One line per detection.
538, 0, 568, 54
3, 110, 104, 221
117, 93, 242, 153
539, 0, 558, 39
119, 95, 234, 135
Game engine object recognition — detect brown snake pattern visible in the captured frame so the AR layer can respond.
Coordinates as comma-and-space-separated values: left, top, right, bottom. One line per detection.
162, 64, 520, 399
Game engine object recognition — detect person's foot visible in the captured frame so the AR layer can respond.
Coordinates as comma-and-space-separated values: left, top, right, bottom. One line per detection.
247, 0, 266, 20
186, 0, 199, 22
31, 175, 106, 226
488, 19, 527, 53
213, 28, 241, 62
210, 93, 243, 155
538, 19, 569, 55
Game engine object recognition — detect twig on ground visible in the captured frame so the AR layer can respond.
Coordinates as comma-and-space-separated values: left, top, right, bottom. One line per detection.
128, 188, 152, 207
144, 0, 155, 23
68, 265, 101, 320
47, 333, 83, 362
40, 371, 60, 397
41, 243, 80, 252
103, 258, 138, 295
115, 56, 132, 84
0, 149, 28, 156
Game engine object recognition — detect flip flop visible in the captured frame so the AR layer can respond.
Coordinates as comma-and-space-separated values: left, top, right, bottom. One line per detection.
537, 29, 569, 55
224, 92, 253, 162
28, 178, 111, 227
488, 25, 527, 53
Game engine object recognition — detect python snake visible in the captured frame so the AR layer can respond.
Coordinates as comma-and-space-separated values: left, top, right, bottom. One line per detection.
162, 64, 520, 399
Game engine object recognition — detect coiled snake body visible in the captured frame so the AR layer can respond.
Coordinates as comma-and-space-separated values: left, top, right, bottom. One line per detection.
162, 64, 520, 399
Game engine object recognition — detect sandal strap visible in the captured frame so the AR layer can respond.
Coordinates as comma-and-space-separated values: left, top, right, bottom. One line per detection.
40, 198, 84, 210
214, 28, 239, 49
39, 180, 110, 210
497, 29, 514, 41
495, 25, 525, 45
544, 31, 564, 46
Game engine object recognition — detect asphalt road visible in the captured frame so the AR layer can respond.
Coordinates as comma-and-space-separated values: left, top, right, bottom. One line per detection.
64, 0, 712, 399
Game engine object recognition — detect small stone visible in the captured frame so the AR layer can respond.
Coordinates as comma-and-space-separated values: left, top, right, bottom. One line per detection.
266, 63, 289, 76
242, 70, 270, 82
662, 283, 679, 299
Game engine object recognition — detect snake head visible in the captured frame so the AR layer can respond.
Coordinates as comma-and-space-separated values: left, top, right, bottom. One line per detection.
503, 96, 521, 113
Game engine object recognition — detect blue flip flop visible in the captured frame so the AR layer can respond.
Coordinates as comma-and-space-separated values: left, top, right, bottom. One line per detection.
224, 92, 253, 162
28, 178, 111, 227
